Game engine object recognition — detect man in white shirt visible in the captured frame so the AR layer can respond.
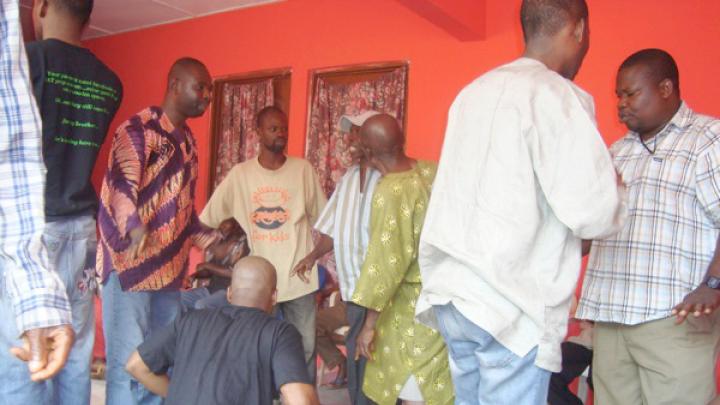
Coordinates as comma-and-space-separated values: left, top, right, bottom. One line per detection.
295, 110, 381, 405
415, 0, 626, 404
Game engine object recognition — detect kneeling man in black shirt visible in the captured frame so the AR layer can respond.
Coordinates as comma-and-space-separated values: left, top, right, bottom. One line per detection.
126, 256, 319, 405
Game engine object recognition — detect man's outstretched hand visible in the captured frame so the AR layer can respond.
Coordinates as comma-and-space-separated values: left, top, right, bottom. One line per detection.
10, 325, 75, 381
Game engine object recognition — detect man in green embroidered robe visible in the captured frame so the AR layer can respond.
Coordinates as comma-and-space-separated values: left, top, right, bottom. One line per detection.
352, 114, 453, 405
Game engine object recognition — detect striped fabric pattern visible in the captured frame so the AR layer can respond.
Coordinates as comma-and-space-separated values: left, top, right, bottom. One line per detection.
314, 165, 381, 301
97, 107, 215, 291
578, 103, 720, 325
0, 0, 70, 333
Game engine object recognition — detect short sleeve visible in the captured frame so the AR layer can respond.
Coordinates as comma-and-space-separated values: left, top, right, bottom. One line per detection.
271, 323, 312, 390
305, 162, 328, 226
200, 166, 237, 228
696, 125, 720, 226
137, 315, 181, 374
313, 180, 340, 238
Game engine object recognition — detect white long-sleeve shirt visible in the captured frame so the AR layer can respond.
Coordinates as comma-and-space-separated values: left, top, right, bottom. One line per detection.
416, 58, 627, 372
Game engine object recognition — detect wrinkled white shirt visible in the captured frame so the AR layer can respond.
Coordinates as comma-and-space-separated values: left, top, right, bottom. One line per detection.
416, 58, 627, 372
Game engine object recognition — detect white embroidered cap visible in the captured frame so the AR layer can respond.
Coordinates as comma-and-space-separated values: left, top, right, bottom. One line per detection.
338, 110, 382, 132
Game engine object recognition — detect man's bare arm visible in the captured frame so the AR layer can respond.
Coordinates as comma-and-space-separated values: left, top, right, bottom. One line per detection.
280, 382, 320, 405
125, 351, 169, 398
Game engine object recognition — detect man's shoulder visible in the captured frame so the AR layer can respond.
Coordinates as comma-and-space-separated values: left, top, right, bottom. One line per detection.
286, 156, 314, 170
181, 306, 269, 328
456, 58, 577, 108
222, 307, 301, 342
687, 109, 720, 142
230, 157, 258, 172
24, 39, 42, 56
115, 106, 158, 134
26, 40, 121, 83
608, 133, 634, 154
285, 157, 321, 182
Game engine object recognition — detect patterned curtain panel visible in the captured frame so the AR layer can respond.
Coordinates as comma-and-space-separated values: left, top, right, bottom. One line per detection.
213, 79, 274, 188
306, 66, 407, 197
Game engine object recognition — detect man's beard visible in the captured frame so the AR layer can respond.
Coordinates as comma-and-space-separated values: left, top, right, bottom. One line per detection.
268, 140, 286, 153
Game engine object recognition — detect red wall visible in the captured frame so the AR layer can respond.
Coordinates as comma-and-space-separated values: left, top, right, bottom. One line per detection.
86, 1, 720, 385
85, 0, 720, 209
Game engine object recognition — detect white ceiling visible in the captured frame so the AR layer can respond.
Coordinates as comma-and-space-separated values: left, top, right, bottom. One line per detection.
20, 0, 283, 40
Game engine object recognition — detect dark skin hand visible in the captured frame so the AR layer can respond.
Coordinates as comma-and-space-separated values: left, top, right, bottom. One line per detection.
291, 234, 333, 284
127, 224, 148, 260
672, 285, 720, 324
672, 235, 720, 324
355, 309, 379, 361
10, 325, 75, 381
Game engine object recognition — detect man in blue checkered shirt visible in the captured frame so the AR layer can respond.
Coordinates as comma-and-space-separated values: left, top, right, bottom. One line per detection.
0, 0, 74, 394
577, 49, 720, 405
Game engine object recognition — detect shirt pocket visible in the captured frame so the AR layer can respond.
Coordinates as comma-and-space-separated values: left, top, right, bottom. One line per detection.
635, 152, 694, 212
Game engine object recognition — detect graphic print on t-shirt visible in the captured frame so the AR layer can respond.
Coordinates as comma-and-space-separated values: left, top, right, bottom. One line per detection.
48, 70, 120, 148
250, 186, 291, 243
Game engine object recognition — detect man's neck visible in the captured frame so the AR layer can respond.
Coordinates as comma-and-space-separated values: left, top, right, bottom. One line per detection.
638, 101, 682, 142
160, 101, 187, 129
523, 42, 567, 79
40, 24, 83, 47
384, 154, 415, 174
230, 298, 271, 313
258, 149, 287, 170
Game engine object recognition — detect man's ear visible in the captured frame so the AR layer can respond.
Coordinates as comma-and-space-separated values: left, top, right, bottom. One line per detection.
167, 76, 180, 94
573, 18, 586, 43
658, 78, 675, 99
226, 287, 232, 303
36, 0, 49, 17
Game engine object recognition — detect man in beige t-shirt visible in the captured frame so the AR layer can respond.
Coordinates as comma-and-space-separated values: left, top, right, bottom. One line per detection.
201, 106, 326, 381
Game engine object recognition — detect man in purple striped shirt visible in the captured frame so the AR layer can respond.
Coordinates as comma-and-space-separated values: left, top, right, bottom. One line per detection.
97, 57, 216, 405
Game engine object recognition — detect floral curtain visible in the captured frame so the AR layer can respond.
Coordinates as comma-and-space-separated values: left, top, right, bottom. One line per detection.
212, 79, 274, 189
306, 66, 407, 197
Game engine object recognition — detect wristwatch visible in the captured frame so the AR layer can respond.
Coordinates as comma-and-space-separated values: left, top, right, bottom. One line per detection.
705, 276, 720, 289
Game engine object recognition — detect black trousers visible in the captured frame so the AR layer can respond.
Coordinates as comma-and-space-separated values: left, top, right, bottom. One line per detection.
345, 302, 377, 405
548, 341, 593, 405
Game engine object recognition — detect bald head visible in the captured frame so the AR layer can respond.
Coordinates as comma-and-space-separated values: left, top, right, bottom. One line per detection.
167, 58, 208, 88
360, 114, 404, 154
228, 256, 277, 311
163, 57, 212, 122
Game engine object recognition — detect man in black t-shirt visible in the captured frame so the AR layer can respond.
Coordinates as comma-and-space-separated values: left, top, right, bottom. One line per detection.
14, 1, 122, 404
126, 256, 320, 405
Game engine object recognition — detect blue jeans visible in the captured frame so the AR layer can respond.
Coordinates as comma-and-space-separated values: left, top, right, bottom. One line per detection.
102, 271, 180, 405
434, 302, 551, 405
0, 215, 97, 405
180, 287, 229, 311
275, 293, 317, 383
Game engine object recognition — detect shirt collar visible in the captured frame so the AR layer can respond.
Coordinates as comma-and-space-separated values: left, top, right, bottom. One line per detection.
151, 106, 189, 135
628, 101, 692, 143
